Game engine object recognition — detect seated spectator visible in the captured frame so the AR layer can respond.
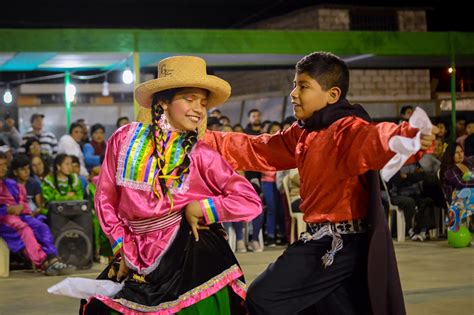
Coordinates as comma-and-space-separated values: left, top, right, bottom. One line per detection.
440, 143, 474, 204
0, 145, 13, 165
389, 164, 438, 241
41, 154, 84, 208
440, 143, 474, 232
57, 122, 88, 176
11, 154, 45, 216
116, 116, 129, 129
207, 116, 222, 131
233, 124, 244, 133
20, 113, 58, 157
0, 115, 21, 152
457, 119, 474, 149
23, 137, 52, 173
210, 109, 221, 118
30, 156, 49, 181
75, 118, 90, 148
0, 152, 75, 275
83, 123, 106, 170
70, 155, 88, 198
222, 125, 233, 132
398, 105, 413, 123
219, 115, 231, 126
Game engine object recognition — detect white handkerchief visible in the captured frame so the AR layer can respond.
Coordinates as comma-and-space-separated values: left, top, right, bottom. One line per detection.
381, 107, 432, 182
47, 277, 124, 299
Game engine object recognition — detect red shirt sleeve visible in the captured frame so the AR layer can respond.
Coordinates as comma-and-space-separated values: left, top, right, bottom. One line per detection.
203, 123, 302, 171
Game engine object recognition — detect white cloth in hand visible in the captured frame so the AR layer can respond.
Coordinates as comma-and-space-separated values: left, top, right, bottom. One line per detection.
47, 277, 124, 299
381, 107, 432, 182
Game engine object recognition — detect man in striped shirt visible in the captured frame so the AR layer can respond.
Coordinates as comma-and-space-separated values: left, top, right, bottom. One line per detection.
20, 113, 58, 157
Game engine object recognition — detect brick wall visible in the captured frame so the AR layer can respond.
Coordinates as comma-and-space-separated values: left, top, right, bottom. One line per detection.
245, 7, 349, 30
217, 69, 431, 102
397, 10, 427, 32
348, 69, 431, 102
246, 7, 426, 31
318, 8, 350, 31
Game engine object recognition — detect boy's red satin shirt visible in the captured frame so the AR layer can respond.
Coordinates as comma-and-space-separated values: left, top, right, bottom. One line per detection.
204, 117, 420, 223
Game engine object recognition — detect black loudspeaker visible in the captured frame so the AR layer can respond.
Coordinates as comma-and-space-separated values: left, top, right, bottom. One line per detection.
48, 200, 93, 269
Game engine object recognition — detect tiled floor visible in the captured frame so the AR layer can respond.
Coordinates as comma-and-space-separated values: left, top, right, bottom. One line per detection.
0, 240, 472, 314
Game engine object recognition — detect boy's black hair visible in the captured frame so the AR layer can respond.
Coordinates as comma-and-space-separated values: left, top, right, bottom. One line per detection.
247, 109, 260, 117
10, 154, 30, 171
210, 109, 221, 114
69, 122, 83, 135
0, 152, 7, 160
295, 51, 350, 99
400, 105, 414, 115
70, 155, 80, 165
116, 116, 130, 128
219, 115, 230, 122
23, 137, 41, 155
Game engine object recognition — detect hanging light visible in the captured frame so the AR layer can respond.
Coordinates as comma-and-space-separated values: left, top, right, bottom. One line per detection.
122, 66, 134, 84
65, 83, 76, 102
3, 86, 12, 104
102, 77, 110, 96
448, 67, 454, 74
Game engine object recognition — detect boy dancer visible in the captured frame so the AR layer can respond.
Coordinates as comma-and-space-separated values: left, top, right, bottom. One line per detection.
204, 52, 437, 314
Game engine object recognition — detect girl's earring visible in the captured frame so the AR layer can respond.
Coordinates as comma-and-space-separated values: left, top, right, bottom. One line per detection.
158, 113, 172, 131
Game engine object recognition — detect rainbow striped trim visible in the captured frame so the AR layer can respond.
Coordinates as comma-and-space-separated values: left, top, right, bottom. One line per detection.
116, 123, 158, 191
112, 237, 123, 256
201, 198, 219, 224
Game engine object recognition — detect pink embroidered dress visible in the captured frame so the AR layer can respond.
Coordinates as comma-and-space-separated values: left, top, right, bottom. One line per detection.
90, 121, 262, 314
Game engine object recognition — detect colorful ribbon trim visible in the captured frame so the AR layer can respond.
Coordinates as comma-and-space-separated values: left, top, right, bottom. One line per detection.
201, 198, 218, 224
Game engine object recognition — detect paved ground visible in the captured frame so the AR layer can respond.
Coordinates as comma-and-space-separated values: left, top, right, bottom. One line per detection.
0, 240, 472, 315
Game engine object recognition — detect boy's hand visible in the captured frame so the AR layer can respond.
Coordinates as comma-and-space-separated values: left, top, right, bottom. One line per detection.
7, 204, 24, 215
185, 201, 209, 241
420, 125, 439, 151
67, 192, 76, 197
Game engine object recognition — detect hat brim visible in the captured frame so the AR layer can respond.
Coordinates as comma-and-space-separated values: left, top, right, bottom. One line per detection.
135, 75, 231, 109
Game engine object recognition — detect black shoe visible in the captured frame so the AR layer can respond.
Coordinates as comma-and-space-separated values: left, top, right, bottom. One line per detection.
264, 237, 276, 247
276, 237, 288, 246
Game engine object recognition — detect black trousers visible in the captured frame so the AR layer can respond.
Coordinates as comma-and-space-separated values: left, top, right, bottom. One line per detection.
246, 233, 370, 315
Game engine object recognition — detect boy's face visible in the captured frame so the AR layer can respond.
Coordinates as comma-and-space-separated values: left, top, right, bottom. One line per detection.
71, 162, 81, 175
291, 72, 332, 121
466, 123, 474, 135
14, 165, 30, 182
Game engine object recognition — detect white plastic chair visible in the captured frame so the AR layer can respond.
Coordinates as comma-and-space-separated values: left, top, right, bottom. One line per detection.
282, 174, 306, 244
380, 174, 406, 242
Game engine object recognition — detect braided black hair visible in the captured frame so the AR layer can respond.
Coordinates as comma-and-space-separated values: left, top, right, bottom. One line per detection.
150, 90, 198, 199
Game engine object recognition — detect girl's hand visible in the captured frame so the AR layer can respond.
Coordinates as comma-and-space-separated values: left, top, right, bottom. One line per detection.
116, 256, 129, 281
67, 192, 76, 197
185, 201, 209, 241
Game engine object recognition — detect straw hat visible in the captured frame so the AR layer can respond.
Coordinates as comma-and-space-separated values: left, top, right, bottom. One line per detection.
135, 56, 231, 109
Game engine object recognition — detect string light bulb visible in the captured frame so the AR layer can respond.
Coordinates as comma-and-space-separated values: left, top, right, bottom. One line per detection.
448, 67, 453, 74
122, 66, 134, 84
3, 86, 12, 104
102, 78, 110, 96
65, 83, 76, 102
